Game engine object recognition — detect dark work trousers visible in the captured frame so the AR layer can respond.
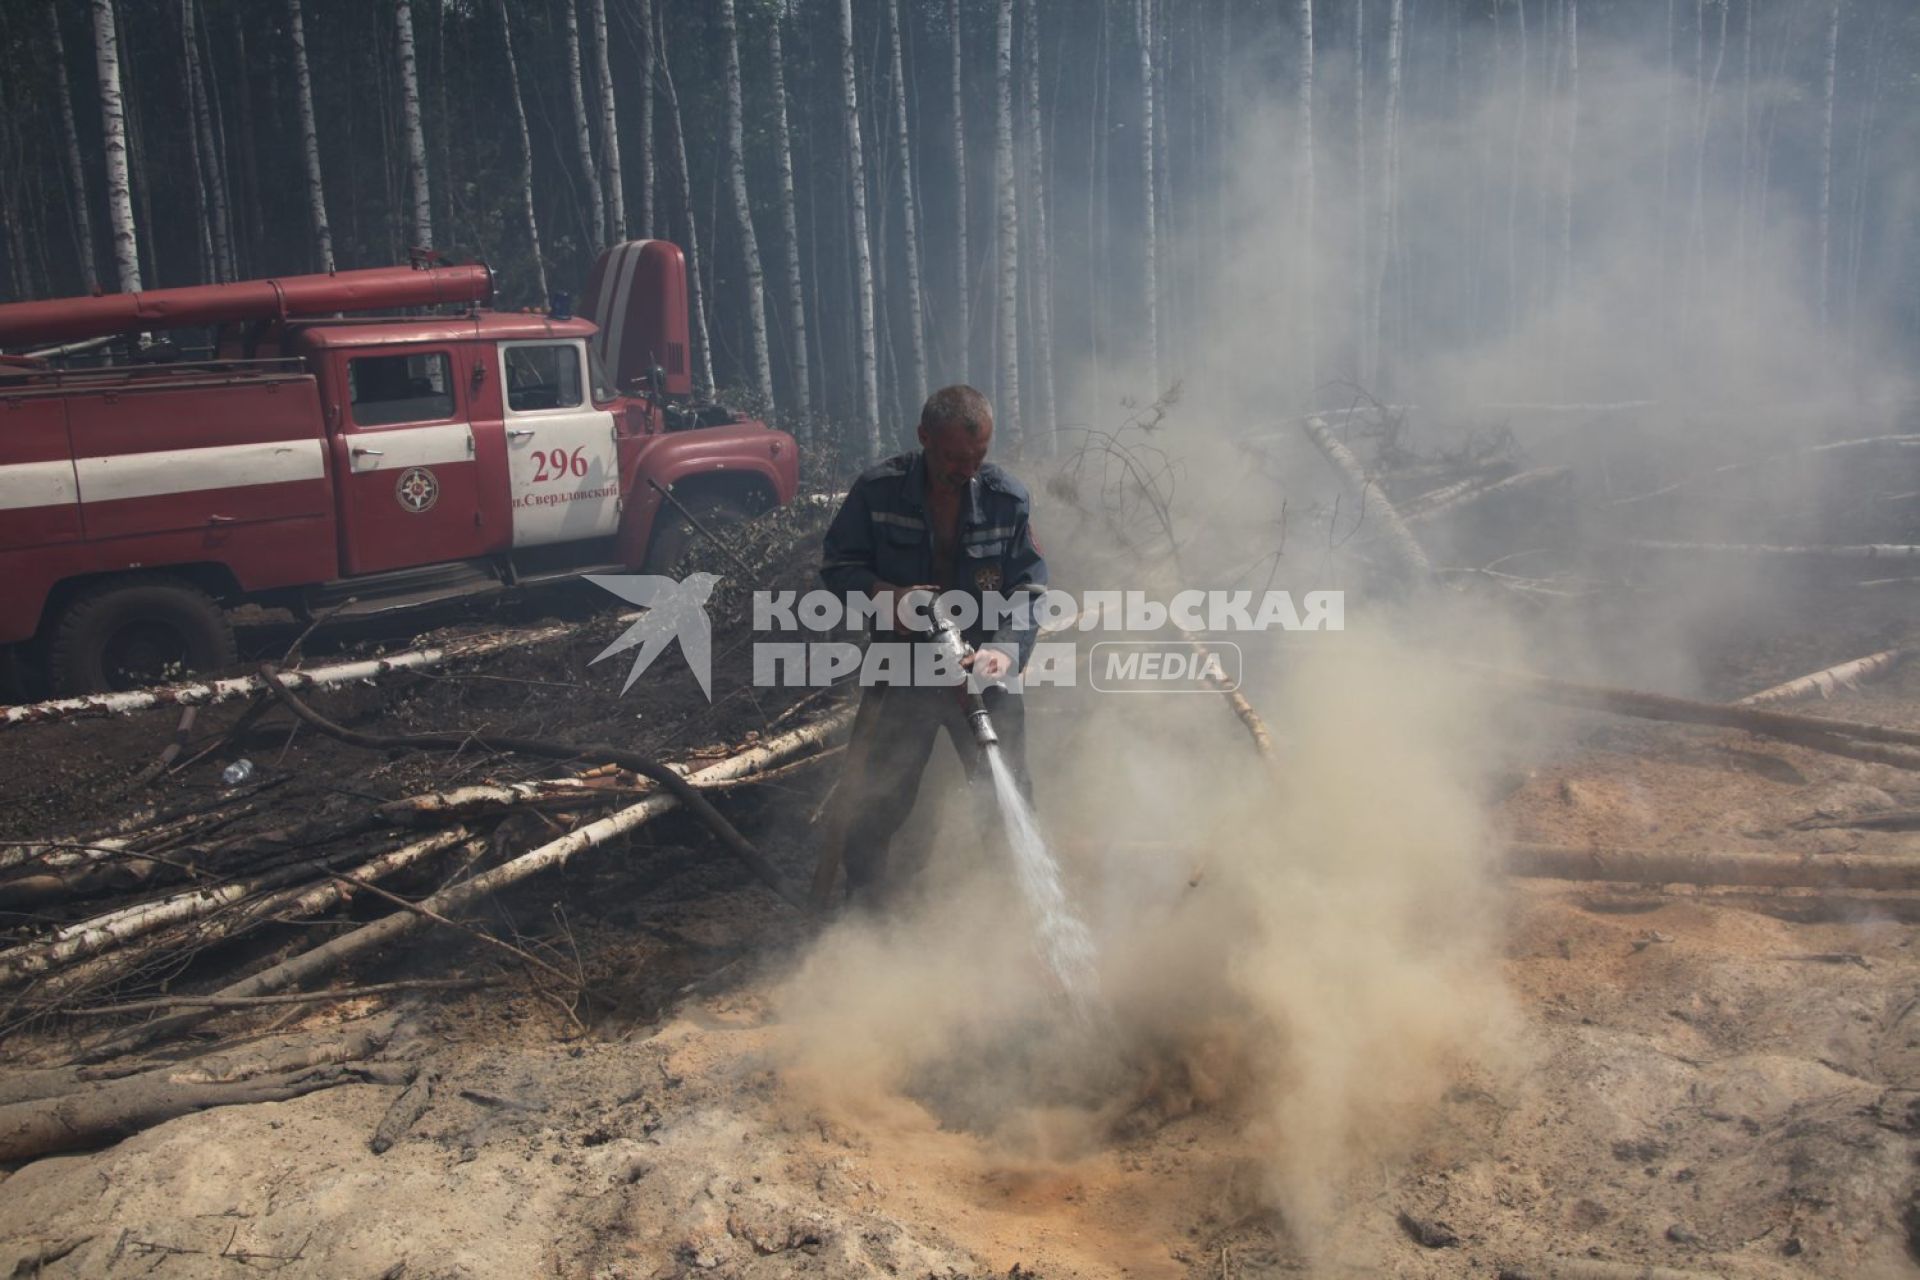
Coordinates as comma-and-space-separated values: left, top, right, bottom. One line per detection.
839, 681, 1030, 905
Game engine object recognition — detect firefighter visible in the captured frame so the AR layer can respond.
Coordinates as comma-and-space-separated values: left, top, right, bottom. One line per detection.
818, 385, 1048, 906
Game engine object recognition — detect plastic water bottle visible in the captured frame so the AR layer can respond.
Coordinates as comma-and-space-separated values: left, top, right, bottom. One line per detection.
221, 759, 254, 787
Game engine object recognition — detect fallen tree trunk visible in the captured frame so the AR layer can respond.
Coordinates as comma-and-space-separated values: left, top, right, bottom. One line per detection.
1301, 415, 1434, 583
79, 705, 855, 1060
1735, 648, 1907, 706
16, 832, 480, 1008
1624, 540, 1920, 561
1609, 432, 1920, 507
1507, 842, 1920, 891
0, 829, 471, 990
369, 1069, 434, 1154
1405, 466, 1570, 525
0, 1062, 361, 1164
1472, 666, 1920, 770
258, 666, 799, 906
0, 625, 575, 728
0, 1016, 395, 1163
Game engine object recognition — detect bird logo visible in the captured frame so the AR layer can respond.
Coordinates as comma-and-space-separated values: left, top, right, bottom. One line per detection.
584, 572, 720, 699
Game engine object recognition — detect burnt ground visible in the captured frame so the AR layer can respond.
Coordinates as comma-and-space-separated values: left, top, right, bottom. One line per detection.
0, 500, 1918, 1277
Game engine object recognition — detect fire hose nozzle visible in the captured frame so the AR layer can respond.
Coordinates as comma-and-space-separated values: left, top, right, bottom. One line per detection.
931, 618, 1002, 752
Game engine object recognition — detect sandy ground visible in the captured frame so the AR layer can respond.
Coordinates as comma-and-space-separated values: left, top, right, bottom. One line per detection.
5, 682, 1920, 1279
1, 519, 1918, 1278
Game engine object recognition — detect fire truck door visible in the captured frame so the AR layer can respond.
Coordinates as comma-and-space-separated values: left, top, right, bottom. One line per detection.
499, 340, 621, 548
333, 348, 487, 576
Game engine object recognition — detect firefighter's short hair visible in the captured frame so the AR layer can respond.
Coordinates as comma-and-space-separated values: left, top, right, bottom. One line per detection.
919, 385, 994, 438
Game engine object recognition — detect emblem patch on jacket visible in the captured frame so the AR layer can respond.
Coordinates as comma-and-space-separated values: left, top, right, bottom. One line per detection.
973, 564, 1002, 593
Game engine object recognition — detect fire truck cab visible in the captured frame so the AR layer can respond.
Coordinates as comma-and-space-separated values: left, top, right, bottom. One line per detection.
0, 242, 798, 694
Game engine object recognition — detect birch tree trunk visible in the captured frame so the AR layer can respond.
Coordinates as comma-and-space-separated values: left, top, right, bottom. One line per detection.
1356, 0, 1370, 383
90, 0, 141, 293
886, 0, 929, 410
49, 5, 100, 292
394, 0, 433, 251
838, 0, 880, 453
182, 0, 232, 282
1505, 0, 1527, 335
1297, 0, 1316, 399
1021, 0, 1056, 444
767, 7, 811, 417
1375, 0, 1405, 383
1135, 0, 1159, 387
1816, 0, 1839, 345
1734, 0, 1753, 282
286, 0, 334, 272
588, 0, 623, 241
637, 0, 654, 237
948, 0, 971, 385
563, 0, 605, 252
497, 0, 547, 302
1685, 0, 1726, 321
719, 0, 774, 406
993, 0, 1021, 436
1558, 0, 1579, 388
178, 2, 215, 283
656, 19, 713, 398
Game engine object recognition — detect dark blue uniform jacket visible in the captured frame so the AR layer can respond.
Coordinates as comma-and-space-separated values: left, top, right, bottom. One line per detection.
818, 451, 1049, 668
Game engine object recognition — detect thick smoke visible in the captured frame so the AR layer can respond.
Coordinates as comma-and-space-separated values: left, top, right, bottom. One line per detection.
771, 24, 1904, 1258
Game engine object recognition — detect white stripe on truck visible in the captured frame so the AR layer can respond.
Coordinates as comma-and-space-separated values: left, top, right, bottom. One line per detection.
73, 439, 328, 504
0, 459, 81, 511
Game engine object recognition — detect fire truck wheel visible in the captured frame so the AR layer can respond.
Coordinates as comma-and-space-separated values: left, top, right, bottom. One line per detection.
47, 577, 238, 695
641, 490, 761, 575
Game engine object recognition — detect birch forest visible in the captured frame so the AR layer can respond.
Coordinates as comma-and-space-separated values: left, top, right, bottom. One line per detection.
3, 0, 1918, 460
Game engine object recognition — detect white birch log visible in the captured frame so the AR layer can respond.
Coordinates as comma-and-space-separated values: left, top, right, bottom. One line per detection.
394, 0, 433, 250
562, 0, 604, 251
496, 0, 547, 302
286, 0, 334, 272
837, 0, 880, 451
90, 0, 141, 292
767, 8, 811, 416
587, 0, 623, 241
1736, 649, 1909, 707
1301, 416, 1433, 583
1405, 465, 1571, 524
49, 4, 101, 292
993, 0, 1020, 434
0, 830, 471, 989
1624, 541, 1920, 561
719, 0, 773, 406
886, 0, 929, 409
1, 625, 574, 728
85, 707, 855, 1058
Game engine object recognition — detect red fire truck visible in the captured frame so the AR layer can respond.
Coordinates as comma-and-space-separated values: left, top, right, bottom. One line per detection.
0, 242, 798, 694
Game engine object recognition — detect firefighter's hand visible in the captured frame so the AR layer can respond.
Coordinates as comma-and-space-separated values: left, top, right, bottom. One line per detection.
964, 647, 1013, 681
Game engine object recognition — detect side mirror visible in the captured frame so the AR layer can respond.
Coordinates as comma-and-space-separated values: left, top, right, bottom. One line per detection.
649, 364, 665, 398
